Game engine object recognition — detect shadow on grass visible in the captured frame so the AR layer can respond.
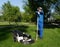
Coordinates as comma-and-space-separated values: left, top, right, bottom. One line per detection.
44, 22, 60, 29
0, 25, 28, 42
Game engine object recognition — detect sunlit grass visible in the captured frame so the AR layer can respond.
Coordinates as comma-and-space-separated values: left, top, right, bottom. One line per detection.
0, 22, 60, 47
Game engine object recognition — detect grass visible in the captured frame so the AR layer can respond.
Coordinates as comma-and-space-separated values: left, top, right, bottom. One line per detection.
0, 22, 60, 47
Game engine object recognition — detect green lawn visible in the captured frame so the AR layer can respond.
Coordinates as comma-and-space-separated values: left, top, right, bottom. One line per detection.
0, 22, 60, 47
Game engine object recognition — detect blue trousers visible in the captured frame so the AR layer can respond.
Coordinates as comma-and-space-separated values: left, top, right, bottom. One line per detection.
38, 21, 43, 38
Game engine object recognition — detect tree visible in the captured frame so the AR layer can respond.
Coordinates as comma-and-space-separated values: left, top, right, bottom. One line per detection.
23, 0, 60, 22
27, 0, 58, 13
2, 1, 21, 24
23, 5, 34, 22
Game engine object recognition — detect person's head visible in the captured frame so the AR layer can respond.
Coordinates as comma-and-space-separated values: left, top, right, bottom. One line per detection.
37, 7, 43, 12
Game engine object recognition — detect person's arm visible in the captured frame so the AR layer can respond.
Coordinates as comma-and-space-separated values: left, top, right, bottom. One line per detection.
40, 10, 44, 15
36, 11, 40, 17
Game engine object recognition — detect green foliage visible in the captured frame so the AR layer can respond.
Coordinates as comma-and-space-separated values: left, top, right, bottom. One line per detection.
22, 5, 34, 22
23, 0, 60, 22
27, 0, 58, 13
2, 1, 21, 23
0, 16, 4, 21
53, 13, 60, 19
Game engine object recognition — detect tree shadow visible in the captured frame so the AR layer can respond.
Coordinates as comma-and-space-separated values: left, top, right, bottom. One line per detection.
0, 25, 28, 42
44, 22, 60, 29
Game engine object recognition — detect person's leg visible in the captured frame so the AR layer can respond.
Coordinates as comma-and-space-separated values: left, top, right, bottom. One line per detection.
38, 22, 43, 39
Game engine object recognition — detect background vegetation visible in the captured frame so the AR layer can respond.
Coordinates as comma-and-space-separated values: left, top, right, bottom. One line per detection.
0, 0, 60, 47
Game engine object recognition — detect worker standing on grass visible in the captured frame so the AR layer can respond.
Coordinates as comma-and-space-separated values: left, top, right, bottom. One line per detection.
36, 7, 44, 39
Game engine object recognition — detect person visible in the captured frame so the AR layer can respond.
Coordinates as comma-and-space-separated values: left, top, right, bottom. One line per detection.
36, 7, 44, 39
